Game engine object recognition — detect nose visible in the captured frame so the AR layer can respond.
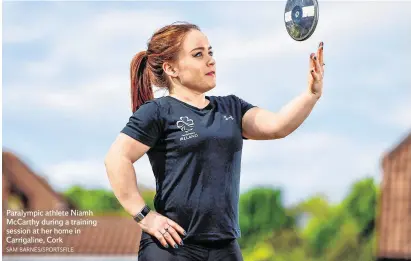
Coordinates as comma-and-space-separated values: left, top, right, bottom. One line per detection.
207, 55, 216, 66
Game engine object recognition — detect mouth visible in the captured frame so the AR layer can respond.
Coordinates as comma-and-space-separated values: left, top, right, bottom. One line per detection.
206, 71, 216, 77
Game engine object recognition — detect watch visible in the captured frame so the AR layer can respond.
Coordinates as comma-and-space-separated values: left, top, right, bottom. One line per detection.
133, 205, 151, 223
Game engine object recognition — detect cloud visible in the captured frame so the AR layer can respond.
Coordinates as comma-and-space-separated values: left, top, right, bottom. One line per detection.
4, 1, 410, 118
205, 1, 411, 109
4, 75, 131, 116
44, 155, 156, 192
3, 1, 410, 207
208, 1, 410, 61
3, 3, 59, 44
3, 7, 181, 115
379, 101, 411, 130
41, 9, 180, 73
240, 131, 386, 205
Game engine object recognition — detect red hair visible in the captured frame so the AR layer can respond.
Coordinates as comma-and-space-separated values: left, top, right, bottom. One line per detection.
130, 22, 200, 112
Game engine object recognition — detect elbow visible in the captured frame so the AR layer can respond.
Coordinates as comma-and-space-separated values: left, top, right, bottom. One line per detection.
104, 146, 120, 165
266, 121, 289, 139
269, 130, 288, 140
104, 153, 112, 168
274, 127, 295, 139
104, 151, 117, 172
274, 132, 288, 139
271, 119, 295, 139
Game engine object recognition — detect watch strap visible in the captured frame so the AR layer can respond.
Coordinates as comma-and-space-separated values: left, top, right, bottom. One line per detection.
133, 205, 151, 223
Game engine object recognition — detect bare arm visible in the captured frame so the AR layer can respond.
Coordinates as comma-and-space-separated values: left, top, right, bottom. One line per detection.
105, 133, 186, 248
242, 91, 320, 140
242, 42, 325, 140
104, 133, 150, 216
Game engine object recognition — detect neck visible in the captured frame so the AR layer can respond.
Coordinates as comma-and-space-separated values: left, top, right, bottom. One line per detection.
169, 85, 208, 108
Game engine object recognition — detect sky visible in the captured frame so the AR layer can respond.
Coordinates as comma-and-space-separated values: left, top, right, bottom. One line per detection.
3, 1, 411, 206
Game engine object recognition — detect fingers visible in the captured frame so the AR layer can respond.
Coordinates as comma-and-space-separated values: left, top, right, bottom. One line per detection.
310, 53, 322, 82
310, 41, 326, 81
309, 53, 315, 71
166, 218, 186, 237
310, 68, 321, 82
151, 219, 185, 249
317, 42, 325, 78
154, 230, 170, 249
161, 227, 179, 249
142, 211, 187, 249
165, 225, 184, 247
313, 53, 321, 73
318, 41, 324, 67
153, 227, 179, 249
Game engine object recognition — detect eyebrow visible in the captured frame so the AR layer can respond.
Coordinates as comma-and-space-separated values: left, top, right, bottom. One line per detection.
190, 46, 212, 52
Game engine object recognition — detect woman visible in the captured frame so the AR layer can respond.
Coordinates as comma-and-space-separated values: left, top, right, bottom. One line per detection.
104, 21, 324, 261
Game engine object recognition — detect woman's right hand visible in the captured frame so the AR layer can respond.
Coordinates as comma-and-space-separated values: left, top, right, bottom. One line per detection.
138, 211, 186, 249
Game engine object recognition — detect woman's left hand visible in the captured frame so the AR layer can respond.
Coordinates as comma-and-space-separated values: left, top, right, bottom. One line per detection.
308, 41, 324, 97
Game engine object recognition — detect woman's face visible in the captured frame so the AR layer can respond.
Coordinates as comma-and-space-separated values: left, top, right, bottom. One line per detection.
168, 30, 216, 93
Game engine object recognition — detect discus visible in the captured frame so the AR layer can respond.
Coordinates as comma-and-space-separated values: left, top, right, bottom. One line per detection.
284, 0, 319, 41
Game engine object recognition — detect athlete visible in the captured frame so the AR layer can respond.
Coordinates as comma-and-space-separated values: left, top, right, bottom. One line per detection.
104, 21, 325, 261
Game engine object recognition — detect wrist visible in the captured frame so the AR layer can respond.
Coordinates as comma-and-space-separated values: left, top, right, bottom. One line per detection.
306, 89, 321, 100
129, 197, 148, 217
133, 204, 151, 223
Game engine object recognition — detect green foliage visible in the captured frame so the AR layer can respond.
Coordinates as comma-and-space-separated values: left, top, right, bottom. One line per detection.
243, 242, 276, 261
63, 185, 123, 214
63, 177, 380, 261
295, 195, 331, 219
140, 190, 156, 210
239, 187, 291, 248
242, 177, 379, 261
342, 177, 378, 236
307, 216, 339, 256
63, 185, 157, 215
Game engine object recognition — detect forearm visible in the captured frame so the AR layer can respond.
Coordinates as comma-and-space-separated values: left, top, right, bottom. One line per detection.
276, 90, 320, 137
105, 156, 147, 216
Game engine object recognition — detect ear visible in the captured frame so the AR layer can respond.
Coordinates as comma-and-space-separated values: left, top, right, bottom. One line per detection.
163, 62, 178, 78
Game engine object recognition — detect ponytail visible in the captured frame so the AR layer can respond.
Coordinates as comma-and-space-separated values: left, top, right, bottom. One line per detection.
130, 51, 154, 113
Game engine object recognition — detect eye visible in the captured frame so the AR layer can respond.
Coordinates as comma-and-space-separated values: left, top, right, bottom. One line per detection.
193, 50, 214, 58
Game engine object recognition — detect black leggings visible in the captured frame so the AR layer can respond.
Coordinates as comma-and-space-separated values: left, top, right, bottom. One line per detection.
138, 233, 244, 261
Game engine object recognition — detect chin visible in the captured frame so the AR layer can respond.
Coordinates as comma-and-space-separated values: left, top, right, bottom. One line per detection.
190, 82, 215, 93
203, 84, 216, 92
188, 79, 216, 93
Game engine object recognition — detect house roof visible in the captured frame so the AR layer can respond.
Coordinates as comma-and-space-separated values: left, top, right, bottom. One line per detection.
2, 151, 143, 256
382, 131, 411, 167
2, 215, 142, 255
377, 131, 411, 259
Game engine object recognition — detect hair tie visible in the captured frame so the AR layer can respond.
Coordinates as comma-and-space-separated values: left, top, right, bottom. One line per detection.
144, 50, 150, 59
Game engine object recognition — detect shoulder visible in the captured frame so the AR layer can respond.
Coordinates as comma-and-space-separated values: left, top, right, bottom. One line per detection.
131, 99, 158, 118
209, 94, 240, 104
210, 94, 256, 116
151, 96, 170, 106
134, 96, 172, 115
209, 94, 253, 106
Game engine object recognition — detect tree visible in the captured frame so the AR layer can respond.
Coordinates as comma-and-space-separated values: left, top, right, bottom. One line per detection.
239, 187, 290, 248
63, 185, 123, 214
342, 177, 378, 241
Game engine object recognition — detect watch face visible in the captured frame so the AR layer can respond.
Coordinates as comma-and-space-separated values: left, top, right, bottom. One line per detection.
134, 206, 150, 222
284, 0, 319, 41
136, 212, 145, 220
